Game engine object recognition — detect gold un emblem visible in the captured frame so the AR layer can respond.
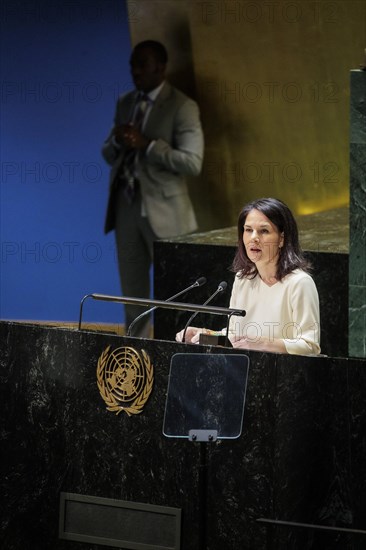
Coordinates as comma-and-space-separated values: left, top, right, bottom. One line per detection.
97, 346, 154, 416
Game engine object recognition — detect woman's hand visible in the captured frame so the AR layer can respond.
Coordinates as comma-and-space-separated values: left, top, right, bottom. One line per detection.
231, 337, 253, 350
231, 336, 287, 354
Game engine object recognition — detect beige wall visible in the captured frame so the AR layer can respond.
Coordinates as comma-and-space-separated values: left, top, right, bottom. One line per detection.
127, 0, 365, 230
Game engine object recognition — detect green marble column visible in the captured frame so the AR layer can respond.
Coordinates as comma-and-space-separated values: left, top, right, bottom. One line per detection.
349, 70, 366, 358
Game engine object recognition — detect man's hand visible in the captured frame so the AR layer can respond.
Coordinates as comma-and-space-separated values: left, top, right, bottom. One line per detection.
114, 124, 150, 150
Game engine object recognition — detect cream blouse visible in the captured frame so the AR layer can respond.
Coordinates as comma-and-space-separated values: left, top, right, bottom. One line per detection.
226, 269, 321, 355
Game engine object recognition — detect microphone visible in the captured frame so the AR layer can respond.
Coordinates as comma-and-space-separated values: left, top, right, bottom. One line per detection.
127, 276, 207, 337
181, 281, 228, 343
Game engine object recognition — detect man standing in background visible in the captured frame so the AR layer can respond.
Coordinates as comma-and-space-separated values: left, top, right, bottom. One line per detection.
102, 40, 204, 337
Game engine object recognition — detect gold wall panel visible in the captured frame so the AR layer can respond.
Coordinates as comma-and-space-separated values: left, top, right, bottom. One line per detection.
128, 0, 365, 230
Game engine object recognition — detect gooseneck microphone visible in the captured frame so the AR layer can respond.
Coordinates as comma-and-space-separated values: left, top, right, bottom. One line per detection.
181, 281, 228, 343
127, 277, 207, 337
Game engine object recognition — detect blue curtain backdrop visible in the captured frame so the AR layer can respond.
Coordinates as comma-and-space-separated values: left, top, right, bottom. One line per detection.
1, 0, 133, 324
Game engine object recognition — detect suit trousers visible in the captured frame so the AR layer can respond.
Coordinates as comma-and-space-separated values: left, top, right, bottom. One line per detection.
114, 185, 157, 336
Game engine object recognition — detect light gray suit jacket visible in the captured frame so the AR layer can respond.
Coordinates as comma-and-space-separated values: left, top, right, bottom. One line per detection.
102, 82, 204, 238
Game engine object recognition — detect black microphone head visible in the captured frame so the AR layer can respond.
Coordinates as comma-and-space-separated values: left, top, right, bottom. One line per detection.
230, 309, 246, 317
196, 277, 207, 287
218, 281, 227, 291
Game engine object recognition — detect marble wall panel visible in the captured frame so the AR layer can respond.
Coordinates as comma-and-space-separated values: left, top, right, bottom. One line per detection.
128, 1, 365, 231
349, 70, 366, 358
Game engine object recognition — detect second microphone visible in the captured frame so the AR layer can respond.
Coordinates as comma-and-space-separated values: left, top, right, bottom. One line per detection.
181, 281, 228, 343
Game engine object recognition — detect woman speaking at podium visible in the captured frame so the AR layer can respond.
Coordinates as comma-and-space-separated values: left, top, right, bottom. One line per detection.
176, 197, 321, 356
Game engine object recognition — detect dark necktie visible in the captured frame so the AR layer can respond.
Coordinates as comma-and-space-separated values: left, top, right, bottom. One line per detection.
121, 94, 149, 203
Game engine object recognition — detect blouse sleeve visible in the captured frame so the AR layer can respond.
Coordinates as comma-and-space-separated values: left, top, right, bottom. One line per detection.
284, 274, 321, 355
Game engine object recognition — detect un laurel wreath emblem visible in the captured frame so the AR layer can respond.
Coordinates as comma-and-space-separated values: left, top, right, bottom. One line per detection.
97, 346, 154, 416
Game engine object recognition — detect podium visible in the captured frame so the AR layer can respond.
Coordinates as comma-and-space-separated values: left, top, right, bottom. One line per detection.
1, 320, 366, 550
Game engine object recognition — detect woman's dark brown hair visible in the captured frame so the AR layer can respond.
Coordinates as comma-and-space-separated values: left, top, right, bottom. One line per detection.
232, 197, 311, 281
